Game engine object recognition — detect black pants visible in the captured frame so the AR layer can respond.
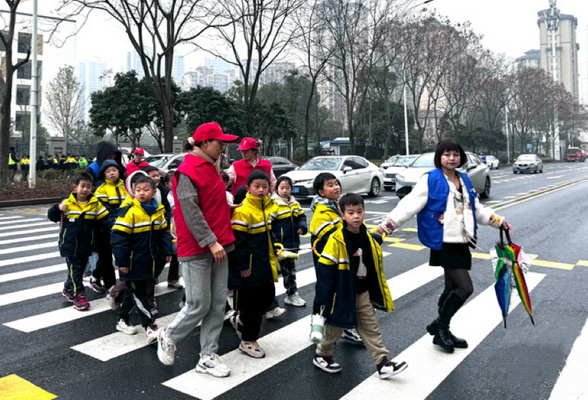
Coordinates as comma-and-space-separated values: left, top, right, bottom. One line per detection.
65, 256, 88, 296
118, 280, 155, 328
234, 283, 275, 342
167, 254, 180, 283
93, 233, 116, 289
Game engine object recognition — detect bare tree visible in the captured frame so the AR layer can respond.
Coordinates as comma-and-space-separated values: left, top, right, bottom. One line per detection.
44, 65, 84, 150
0, 0, 30, 183
203, 0, 305, 136
60, 0, 223, 152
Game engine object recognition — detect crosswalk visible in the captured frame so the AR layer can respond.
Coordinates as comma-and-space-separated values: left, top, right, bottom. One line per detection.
0, 211, 586, 400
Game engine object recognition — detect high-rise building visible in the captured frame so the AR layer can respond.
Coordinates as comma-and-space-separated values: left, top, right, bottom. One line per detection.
515, 49, 541, 69
537, 6, 579, 99
78, 57, 108, 120
127, 51, 185, 84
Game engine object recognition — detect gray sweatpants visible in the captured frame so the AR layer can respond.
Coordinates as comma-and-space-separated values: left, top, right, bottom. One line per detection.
166, 255, 228, 355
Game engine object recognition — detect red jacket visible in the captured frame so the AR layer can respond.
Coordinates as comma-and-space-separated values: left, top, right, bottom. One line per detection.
173, 154, 234, 257
231, 158, 273, 195
125, 160, 149, 176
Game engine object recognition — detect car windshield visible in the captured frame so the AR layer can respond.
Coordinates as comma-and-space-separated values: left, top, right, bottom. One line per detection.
517, 155, 535, 161
385, 156, 400, 164
399, 156, 418, 167
145, 155, 173, 168
299, 157, 342, 171
411, 153, 435, 168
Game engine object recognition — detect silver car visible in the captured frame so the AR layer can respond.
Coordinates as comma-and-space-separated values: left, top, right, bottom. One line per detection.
144, 153, 186, 173
513, 154, 543, 174
379, 155, 420, 191
395, 152, 491, 199
283, 155, 384, 200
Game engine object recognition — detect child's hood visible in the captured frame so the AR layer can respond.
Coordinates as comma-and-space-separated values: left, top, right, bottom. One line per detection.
271, 192, 296, 206
125, 170, 148, 198
98, 159, 123, 180
310, 196, 339, 214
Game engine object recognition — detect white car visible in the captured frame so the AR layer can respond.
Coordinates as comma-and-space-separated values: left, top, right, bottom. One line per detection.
482, 155, 499, 170
144, 153, 186, 173
379, 154, 420, 191
283, 155, 384, 200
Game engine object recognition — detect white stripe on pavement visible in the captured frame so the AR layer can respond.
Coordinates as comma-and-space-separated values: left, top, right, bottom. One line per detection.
3, 282, 178, 333
549, 316, 588, 400
0, 282, 63, 307
0, 233, 58, 246
0, 263, 65, 283
0, 226, 58, 238
0, 216, 23, 221
0, 218, 42, 226
0, 221, 55, 232
341, 272, 545, 400
161, 263, 443, 400
0, 241, 56, 255
0, 251, 61, 268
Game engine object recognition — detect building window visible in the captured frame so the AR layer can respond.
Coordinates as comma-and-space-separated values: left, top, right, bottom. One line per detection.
17, 59, 31, 79
0, 31, 8, 52
16, 85, 30, 105
15, 111, 30, 134
18, 32, 31, 53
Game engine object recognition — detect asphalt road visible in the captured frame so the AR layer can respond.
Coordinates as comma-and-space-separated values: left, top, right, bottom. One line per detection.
1, 162, 588, 400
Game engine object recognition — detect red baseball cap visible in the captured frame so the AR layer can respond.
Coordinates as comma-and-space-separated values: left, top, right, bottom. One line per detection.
237, 137, 259, 150
193, 122, 238, 143
133, 148, 145, 155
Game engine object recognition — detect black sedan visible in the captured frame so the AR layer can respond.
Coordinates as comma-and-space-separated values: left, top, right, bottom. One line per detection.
266, 156, 298, 177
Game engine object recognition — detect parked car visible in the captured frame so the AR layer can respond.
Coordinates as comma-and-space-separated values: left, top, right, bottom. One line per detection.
282, 155, 384, 200
395, 152, 491, 199
513, 154, 543, 174
379, 154, 420, 191
144, 153, 186, 174
565, 147, 586, 162
482, 155, 500, 169
264, 156, 298, 177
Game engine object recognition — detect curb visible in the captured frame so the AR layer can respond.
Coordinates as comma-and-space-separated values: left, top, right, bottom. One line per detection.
0, 197, 61, 208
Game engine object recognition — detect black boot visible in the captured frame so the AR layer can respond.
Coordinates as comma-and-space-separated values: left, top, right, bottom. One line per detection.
426, 292, 464, 353
435, 290, 468, 349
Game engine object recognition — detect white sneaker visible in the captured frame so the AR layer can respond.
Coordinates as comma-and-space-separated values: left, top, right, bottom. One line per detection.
341, 328, 363, 344
196, 353, 230, 377
146, 324, 159, 344
116, 319, 137, 335
157, 328, 176, 366
265, 306, 286, 319
284, 292, 306, 307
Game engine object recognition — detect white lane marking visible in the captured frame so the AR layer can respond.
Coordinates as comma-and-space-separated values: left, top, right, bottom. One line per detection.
3, 282, 178, 332
503, 196, 517, 199
0, 226, 58, 238
161, 264, 443, 400
0, 218, 43, 226
341, 272, 545, 399
0, 216, 24, 221
547, 175, 563, 179
0, 282, 63, 306
0, 251, 61, 268
0, 233, 59, 246
0, 241, 56, 255
0, 221, 55, 232
549, 316, 588, 400
0, 263, 65, 283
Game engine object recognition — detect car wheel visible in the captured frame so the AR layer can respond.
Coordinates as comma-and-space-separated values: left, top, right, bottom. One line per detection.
540, 166, 543, 173
513, 170, 517, 174
533, 167, 537, 174
368, 178, 381, 197
480, 177, 490, 199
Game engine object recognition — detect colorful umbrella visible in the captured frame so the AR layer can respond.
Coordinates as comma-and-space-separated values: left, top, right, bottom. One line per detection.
491, 228, 534, 328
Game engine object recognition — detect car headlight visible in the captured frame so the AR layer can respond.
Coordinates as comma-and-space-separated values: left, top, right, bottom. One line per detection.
294, 179, 313, 185
396, 174, 404, 181
379, 167, 384, 172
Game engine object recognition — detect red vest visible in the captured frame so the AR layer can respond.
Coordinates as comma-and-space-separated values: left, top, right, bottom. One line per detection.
173, 154, 234, 257
126, 160, 149, 176
231, 158, 273, 195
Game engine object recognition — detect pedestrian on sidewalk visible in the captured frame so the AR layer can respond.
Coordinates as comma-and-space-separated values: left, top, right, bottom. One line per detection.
47, 172, 111, 311
156, 122, 238, 378
377, 139, 512, 353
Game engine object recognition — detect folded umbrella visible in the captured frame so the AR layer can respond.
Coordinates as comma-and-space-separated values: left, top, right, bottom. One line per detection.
502, 228, 534, 325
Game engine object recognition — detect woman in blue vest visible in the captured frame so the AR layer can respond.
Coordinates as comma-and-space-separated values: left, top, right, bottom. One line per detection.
377, 140, 512, 354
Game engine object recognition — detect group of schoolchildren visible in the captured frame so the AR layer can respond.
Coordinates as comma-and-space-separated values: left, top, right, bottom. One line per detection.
47, 136, 407, 381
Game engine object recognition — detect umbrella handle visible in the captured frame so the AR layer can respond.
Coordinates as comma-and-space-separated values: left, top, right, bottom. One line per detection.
500, 226, 513, 246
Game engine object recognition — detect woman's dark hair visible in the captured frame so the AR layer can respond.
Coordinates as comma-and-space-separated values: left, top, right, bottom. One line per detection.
313, 172, 341, 194
233, 185, 248, 204
183, 140, 194, 152
222, 172, 229, 183
247, 170, 270, 186
134, 175, 157, 190
434, 139, 467, 169
275, 175, 293, 190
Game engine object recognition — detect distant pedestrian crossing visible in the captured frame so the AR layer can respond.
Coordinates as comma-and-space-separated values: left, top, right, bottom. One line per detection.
0, 212, 586, 400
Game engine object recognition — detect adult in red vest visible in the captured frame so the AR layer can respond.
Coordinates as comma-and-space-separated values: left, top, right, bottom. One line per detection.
156, 122, 238, 377
125, 148, 149, 176
226, 137, 277, 195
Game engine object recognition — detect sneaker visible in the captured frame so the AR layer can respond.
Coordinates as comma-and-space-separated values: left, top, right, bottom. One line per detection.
89, 277, 106, 294
179, 300, 185, 309
224, 308, 236, 321
196, 353, 230, 377
230, 315, 243, 339
239, 341, 265, 358
146, 323, 159, 344
116, 319, 137, 335
265, 306, 286, 320
106, 294, 120, 311
73, 294, 90, 311
62, 288, 74, 303
377, 358, 408, 379
341, 328, 363, 345
157, 328, 176, 366
313, 355, 342, 373
167, 281, 183, 289
284, 292, 306, 307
